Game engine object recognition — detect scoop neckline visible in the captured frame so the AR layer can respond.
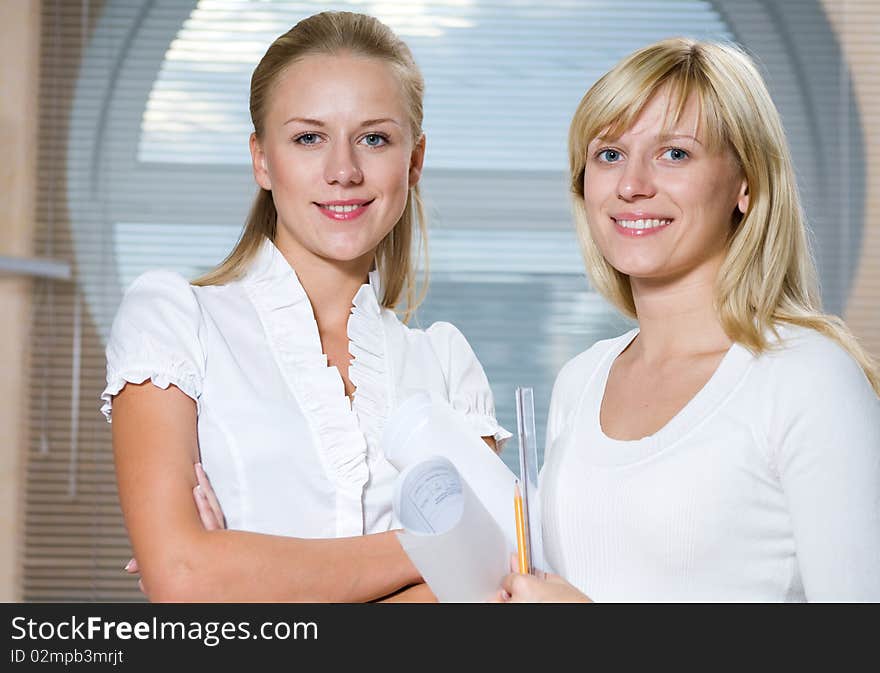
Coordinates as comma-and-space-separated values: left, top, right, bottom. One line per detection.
578, 328, 754, 466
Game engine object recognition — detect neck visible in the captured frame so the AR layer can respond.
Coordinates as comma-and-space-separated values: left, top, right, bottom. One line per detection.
274, 237, 375, 333
628, 259, 731, 364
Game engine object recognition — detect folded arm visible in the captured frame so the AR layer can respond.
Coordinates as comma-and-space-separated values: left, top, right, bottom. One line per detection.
113, 381, 421, 603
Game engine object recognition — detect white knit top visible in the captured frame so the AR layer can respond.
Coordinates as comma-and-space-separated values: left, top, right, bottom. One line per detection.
541, 325, 880, 601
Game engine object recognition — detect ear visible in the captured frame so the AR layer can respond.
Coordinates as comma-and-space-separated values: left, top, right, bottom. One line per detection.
408, 133, 426, 187
736, 177, 749, 215
250, 132, 272, 191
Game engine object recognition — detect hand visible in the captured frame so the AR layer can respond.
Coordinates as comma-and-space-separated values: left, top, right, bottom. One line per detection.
491, 554, 592, 603
495, 571, 592, 603
124, 462, 227, 595
193, 461, 226, 529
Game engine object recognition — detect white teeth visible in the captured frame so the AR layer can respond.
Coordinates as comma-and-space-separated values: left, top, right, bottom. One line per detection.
325, 204, 361, 213
615, 218, 671, 230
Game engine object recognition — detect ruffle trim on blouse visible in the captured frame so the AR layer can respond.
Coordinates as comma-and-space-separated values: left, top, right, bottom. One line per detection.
450, 396, 513, 450
241, 241, 381, 529
101, 327, 204, 422
348, 271, 390, 454
100, 367, 202, 422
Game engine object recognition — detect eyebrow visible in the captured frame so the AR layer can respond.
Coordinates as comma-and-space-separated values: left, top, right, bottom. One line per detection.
590, 132, 703, 146
283, 117, 325, 127
283, 116, 402, 128
657, 133, 703, 145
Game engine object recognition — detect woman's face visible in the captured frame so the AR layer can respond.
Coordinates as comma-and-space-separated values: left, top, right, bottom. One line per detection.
582, 89, 749, 287
250, 53, 425, 267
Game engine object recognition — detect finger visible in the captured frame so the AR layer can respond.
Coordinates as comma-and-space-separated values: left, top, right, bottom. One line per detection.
509, 552, 519, 574
138, 578, 147, 598
193, 485, 221, 530
488, 589, 510, 603
195, 462, 226, 528
500, 572, 519, 594
124, 558, 138, 574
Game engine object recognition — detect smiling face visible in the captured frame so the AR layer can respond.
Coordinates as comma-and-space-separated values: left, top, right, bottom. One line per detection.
582, 88, 749, 287
250, 52, 425, 268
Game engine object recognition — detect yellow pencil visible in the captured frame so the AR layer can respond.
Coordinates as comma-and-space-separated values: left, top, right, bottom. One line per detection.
514, 480, 528, 574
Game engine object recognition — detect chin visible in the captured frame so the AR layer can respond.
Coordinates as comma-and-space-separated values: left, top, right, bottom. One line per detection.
317, 241, 377, 264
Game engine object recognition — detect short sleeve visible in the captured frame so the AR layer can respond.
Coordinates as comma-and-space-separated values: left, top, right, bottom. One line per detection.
100, 270, 206, 422
767, 332, 880, 601
426, 321, 512, 448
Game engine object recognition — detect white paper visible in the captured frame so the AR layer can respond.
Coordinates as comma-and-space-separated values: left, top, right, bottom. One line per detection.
384, 395, 520, 602
384, 395, 520, 553
393, 457, 509, 602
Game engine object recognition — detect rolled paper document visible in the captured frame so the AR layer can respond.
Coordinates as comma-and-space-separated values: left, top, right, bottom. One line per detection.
383, 391, 519, 554
392, 456, 508, 602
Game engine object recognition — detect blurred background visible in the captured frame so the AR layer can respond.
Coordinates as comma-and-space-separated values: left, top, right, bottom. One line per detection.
1, 0, 877, 601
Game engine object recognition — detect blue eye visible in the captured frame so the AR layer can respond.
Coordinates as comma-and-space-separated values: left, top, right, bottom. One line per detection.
361, 133, 388, 147
294, 133, 321, 145
597, 149, 622, 163
662, 147, 689, 161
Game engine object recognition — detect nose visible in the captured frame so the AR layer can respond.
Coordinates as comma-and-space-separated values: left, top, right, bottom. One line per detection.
617, 157, 655, 201
324, 142, 363, 186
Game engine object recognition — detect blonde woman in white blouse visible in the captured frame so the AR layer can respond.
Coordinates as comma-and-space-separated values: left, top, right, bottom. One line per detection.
499, 39, 880, 602
103, 12, 508, 602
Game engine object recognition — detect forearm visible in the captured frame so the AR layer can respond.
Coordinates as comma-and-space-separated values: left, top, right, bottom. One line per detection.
141, 527, 420, 603
112, 383, 420, 602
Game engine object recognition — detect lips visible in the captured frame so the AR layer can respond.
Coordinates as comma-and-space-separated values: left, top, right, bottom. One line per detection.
611, 215, 672, 237
315, 199, 374, 221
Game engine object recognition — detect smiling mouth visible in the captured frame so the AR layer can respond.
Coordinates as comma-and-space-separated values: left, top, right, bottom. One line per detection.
315, 200, 374, 220
610, 216, 673, 237
612, 217, 672, 230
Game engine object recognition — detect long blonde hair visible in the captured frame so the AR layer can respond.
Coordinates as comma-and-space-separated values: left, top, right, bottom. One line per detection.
194, 11, 428, 319
569, 37, 879, 394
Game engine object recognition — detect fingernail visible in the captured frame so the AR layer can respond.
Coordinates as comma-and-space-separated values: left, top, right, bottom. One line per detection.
195, 484, 205, 498
124, 559, 133, 572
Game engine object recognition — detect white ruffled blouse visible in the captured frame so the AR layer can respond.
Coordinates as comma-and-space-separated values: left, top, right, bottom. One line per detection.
101, 239, 509, 538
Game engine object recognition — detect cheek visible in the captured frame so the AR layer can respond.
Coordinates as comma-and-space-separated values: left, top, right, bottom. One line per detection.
582, 179, 610, 233
689, 175, 740, 230
583, 169, 616, 207
265, 150, 308, 191
378, 152, 414, 191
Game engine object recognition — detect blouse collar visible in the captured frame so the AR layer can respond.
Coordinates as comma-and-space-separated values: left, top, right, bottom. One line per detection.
239, 237, 389, 537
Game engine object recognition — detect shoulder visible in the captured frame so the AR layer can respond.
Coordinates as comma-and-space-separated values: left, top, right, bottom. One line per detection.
107, 269, 206, 356
424, 321, 471, 353
388, 317, 509, 442
755, 324, 874, 397
419, 320, 484, 376
121, 269, 199, 306
545, 329, 636, 444
747, 324, 879, 452
552, 329, 636, 398
385, 316, 478, 365
103, 270, 208, 421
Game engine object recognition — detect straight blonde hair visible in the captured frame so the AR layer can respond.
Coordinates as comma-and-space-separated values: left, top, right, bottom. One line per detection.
568, 37, 879, 394
194, 11, 428, 320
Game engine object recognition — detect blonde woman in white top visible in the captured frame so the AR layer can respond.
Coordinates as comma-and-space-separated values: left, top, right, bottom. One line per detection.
104, 12, 508, 603
500, 39, 880, 602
